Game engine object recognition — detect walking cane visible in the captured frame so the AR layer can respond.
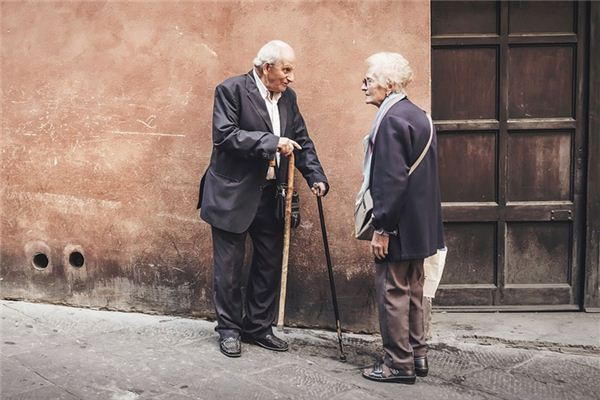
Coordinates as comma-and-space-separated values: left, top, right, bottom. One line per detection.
315, 191, 347, 361
277, 152, 295, 330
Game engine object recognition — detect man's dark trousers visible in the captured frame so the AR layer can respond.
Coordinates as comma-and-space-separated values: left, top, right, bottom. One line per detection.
212, 182, 283, 340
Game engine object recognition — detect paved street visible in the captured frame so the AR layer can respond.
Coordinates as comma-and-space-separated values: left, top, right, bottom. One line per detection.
1, 300, 599, 400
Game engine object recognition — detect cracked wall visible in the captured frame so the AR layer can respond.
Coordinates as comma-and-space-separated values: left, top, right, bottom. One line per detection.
0, 1, 431, 332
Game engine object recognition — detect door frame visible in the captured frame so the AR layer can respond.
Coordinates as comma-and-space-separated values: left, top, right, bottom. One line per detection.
584, 1, 600, 312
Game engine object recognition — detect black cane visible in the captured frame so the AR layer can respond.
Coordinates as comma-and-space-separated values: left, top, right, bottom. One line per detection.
315, 191, 347, 361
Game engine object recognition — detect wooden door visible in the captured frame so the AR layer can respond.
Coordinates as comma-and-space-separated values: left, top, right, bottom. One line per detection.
431, 1, 588, 309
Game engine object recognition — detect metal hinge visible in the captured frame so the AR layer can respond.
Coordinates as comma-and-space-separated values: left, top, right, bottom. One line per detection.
550, 209, 572, 221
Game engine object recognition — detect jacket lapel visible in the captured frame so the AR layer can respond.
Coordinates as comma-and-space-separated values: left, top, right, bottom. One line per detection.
278, 95, 289, 137
245, 72, 273, 133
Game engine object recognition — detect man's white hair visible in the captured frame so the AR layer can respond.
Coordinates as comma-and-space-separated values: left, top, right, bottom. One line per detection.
253, 40, 295, 67
366, 52, 413, 92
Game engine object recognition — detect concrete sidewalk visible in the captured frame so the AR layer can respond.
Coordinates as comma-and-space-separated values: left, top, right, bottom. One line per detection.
1, 300, 598, 400
432, 311, 599, 350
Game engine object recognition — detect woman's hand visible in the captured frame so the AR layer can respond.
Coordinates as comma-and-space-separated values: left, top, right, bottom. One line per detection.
371, 231, 389, 260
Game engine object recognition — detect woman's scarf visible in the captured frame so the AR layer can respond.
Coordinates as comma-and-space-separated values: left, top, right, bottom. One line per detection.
355, 92, 405, 207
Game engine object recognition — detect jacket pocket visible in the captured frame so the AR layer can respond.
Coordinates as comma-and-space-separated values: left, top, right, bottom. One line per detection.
210, 169, 240, 183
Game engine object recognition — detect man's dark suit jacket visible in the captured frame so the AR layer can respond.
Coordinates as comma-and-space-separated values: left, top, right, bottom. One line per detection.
197, 71, 328, 234
370, 98, 445, 261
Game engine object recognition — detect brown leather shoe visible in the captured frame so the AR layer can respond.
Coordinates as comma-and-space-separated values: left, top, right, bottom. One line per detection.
414, 356, 429, 377
362, 360, 416, 384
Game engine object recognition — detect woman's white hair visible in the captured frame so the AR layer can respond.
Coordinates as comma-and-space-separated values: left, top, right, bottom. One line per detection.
253, 40, 295, 67
366, 52, 413, 92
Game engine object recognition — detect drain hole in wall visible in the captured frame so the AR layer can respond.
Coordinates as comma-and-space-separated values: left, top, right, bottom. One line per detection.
33, 253, 49, 269
69, 251, 85, 268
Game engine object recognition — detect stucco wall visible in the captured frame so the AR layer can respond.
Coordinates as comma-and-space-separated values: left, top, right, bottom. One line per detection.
1, 0, 430, 332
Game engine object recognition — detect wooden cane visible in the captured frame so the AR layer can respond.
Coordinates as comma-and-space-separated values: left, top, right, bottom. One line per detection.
277, 152, 295, 330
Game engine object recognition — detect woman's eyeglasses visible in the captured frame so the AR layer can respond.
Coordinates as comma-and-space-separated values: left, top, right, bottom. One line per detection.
362, 77, 376, 87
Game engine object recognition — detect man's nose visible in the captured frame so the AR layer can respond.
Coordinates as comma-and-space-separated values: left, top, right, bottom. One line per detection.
287, 72, 294, 83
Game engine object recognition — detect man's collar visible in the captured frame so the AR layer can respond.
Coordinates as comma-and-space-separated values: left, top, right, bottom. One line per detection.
252, 68, 281, 102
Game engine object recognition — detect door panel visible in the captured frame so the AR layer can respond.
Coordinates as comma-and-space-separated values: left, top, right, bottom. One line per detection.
506, 131, 572, 201
442, 223, 497, 285
432, 1, 586, 309
505, 222, 571, 285
508, 46, 574, 118
432, 1, 498, 35
508, 1, 576, 34
432, 47, 498, 120
438, 132, 497, 202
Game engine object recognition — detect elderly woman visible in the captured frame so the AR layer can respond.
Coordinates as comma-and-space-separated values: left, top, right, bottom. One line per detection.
357, 52, 444, 383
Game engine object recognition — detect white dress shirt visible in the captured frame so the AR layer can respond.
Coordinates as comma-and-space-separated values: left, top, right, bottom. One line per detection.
253, 69, 281, 179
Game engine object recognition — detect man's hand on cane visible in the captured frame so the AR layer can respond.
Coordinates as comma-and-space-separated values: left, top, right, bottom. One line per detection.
311, 182, 328, 197
277, 137, 301, 157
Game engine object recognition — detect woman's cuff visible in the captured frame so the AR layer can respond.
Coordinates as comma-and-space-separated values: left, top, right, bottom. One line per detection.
374, 227, 397, 236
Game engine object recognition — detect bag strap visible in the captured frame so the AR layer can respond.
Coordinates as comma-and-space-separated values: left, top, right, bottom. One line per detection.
370, 100, 434, 176
408, 113, 434, 176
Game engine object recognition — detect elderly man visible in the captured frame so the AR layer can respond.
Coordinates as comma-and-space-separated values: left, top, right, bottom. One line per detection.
197, 40, 329, 358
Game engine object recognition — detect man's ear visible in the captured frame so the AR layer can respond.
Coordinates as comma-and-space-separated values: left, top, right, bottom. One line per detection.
262, 63, 271, 75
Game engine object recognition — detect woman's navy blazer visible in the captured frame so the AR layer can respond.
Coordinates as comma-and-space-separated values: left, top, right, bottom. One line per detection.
369, 98, 445, 262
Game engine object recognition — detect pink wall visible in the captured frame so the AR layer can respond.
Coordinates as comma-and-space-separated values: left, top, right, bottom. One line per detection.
1, 1, 430, 331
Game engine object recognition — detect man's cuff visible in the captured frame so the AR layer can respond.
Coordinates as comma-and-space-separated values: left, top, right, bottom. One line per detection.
261, 135, 280, 159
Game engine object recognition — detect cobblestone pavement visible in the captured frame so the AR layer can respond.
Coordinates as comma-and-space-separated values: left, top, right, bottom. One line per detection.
1, 300, 599, 400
